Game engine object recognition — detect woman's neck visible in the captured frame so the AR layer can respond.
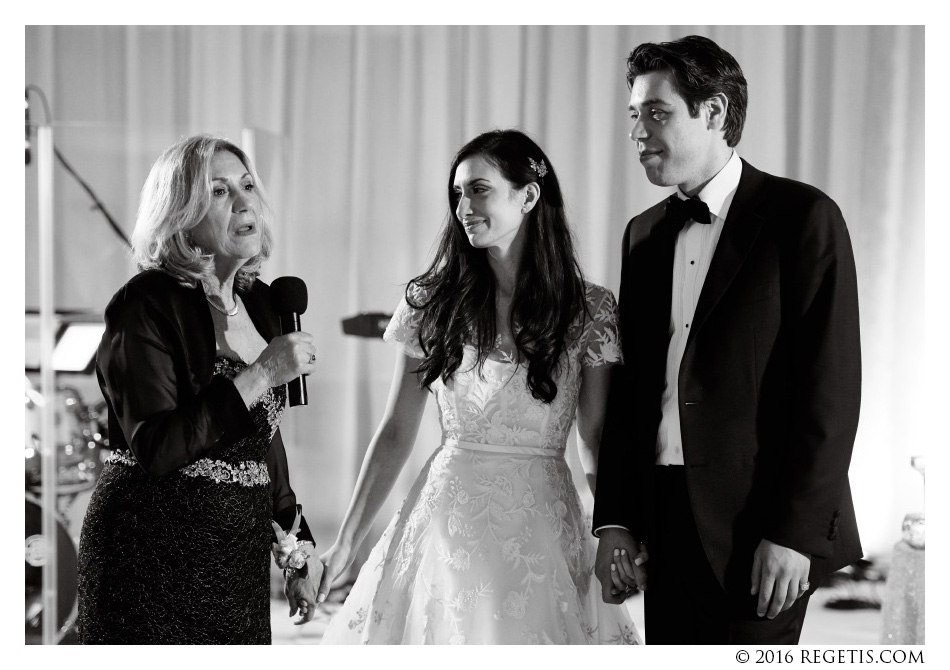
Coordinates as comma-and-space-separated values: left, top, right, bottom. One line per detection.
489, 254, 519, 299
487, 228, 526, 299
202, 265, 240, 305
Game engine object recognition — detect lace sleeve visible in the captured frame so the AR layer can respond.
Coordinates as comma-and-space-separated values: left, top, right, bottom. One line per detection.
581, 284, 624, 369
382, 285, 427, 359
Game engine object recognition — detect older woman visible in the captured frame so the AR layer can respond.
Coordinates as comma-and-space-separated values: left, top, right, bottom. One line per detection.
77, 134, 320, 644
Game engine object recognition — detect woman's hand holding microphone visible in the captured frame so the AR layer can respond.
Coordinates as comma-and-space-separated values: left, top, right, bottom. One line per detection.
233, 332, 318, 407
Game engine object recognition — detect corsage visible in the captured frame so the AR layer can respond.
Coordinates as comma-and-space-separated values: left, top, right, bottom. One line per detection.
271, 508, 314, 580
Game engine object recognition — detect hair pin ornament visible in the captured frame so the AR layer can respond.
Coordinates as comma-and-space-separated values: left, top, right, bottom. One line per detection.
529, 157, 547, 179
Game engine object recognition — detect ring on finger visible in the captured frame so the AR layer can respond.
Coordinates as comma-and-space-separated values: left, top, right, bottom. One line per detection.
799, 581, 810, 592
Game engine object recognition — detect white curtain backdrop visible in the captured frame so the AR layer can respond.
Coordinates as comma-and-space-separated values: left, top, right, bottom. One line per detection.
25, 25, 925, 559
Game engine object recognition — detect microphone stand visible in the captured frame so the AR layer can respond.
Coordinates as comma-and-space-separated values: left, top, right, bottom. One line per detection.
26, 84, 130, 249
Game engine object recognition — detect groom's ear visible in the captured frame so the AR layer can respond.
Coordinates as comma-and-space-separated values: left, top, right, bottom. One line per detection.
704, 93, 729, 135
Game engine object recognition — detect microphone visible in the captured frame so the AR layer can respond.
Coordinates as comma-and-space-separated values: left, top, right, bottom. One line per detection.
270, 276, 309, 407
25, 91, 32, 166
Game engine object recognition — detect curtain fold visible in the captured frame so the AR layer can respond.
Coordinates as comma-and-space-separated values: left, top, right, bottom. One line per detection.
25, 25, 925, 557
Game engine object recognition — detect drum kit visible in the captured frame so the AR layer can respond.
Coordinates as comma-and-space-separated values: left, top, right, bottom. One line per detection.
24, 378, 109, 644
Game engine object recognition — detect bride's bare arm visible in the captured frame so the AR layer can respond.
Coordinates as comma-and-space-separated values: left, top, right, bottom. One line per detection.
317, 353, 429, 600
575, 363, 613, 497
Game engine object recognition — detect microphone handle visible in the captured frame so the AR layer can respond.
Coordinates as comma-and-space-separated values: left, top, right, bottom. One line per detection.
279, 312, 308, 407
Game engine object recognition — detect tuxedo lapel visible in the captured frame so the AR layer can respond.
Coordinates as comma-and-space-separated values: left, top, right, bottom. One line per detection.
687, 160, 767, 345
621, 202, 671, 347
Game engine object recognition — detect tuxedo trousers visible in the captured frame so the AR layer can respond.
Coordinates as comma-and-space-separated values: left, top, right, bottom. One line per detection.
644, 465, 812, 644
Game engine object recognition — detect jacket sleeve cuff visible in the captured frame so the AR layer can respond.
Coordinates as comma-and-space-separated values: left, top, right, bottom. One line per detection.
593, 524, 631, 538
273, 503, 315, 545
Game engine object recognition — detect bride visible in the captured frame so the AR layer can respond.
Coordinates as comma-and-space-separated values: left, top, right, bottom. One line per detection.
318, 129, 643, 644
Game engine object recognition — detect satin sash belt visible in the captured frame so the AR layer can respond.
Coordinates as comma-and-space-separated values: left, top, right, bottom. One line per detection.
443, 439, 563, 458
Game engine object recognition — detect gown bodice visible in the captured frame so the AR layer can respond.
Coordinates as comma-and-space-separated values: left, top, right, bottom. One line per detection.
384, 281, 623, 453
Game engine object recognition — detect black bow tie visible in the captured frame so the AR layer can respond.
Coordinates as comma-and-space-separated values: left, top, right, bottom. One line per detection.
664, 194, 712, 227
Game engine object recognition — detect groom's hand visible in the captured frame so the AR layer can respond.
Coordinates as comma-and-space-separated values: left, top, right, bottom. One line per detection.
751, 539, 811, 619
595, 528, 647, 604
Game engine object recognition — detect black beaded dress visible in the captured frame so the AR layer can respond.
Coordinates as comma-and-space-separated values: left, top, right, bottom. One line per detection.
76, 270, 310, 645
78, 357, 284, 644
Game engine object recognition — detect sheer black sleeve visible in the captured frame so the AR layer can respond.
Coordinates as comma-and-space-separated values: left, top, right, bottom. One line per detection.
267, 428, 314, 545
97, 285, 256, 477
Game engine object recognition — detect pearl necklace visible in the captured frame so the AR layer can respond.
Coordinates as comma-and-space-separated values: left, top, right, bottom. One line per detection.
205, 294, 239, 317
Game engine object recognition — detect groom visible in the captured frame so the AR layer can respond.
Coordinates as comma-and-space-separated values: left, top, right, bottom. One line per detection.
592, 35, 863, 644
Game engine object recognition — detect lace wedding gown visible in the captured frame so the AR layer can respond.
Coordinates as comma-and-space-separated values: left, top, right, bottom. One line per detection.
321, 282, 640, 644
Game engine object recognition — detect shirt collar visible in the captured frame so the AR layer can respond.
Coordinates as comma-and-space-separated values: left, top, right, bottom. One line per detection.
676, 150, 742, 221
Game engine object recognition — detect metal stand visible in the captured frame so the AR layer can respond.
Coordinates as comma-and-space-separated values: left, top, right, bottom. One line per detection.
37, 124, 60, 645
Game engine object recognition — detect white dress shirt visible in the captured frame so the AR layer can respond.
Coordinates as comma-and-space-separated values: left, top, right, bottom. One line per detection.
655, 150, 742, 465
594, 151, 743, 537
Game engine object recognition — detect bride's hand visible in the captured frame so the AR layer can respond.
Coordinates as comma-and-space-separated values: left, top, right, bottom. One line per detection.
316, 543, 351, 604
595, 528, 646, 603
613, 542, 648, 593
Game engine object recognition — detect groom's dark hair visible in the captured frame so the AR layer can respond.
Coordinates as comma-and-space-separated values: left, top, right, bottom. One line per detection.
627, 35, 748, 147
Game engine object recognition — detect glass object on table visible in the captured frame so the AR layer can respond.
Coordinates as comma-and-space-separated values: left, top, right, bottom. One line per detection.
901, 456, 925, 549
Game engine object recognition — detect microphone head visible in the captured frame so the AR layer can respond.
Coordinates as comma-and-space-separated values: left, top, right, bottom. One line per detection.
270, 276, 308, 314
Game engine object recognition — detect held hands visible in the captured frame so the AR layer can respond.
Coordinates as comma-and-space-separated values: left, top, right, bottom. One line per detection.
594, 528, 648, 604
316, 543, 352, 606
253, 332, 318, 388
751, 539, 812, 619
284, 559, 324, 626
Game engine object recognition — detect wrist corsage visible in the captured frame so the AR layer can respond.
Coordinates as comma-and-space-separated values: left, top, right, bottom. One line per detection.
271, 508, 314, 580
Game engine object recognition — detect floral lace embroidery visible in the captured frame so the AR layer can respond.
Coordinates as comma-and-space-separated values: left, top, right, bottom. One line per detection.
362, 446, 595, 641
214, 355, 285, 444
383, 281, 622, 452
330, 282, 637, 644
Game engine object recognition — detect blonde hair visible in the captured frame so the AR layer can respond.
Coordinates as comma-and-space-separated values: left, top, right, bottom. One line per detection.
130, 134, 275, 291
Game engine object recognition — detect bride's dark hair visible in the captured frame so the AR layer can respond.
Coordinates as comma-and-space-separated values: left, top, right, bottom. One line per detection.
408, 129, 586, 403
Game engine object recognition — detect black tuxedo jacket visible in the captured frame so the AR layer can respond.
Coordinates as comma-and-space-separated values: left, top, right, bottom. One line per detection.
593, 160, 862, 591
96, 269, 311, 540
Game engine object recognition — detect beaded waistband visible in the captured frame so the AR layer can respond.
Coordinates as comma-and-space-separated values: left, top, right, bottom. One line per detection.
107, 449, 270, 487
443, 439, 564, 459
